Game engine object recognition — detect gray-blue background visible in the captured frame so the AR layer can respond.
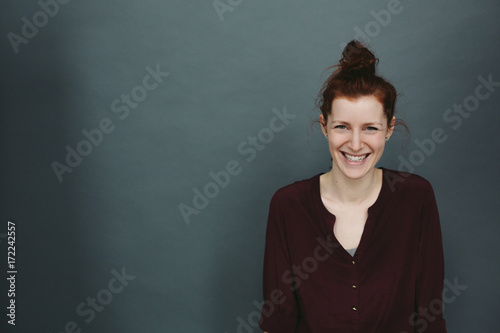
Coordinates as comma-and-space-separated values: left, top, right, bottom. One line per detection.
1, 0, 499, 332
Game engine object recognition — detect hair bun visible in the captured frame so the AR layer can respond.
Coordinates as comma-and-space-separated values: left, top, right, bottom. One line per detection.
338, 40, 378, 75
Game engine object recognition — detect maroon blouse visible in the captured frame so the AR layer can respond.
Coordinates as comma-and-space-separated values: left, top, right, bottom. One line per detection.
258, 167, 447, 332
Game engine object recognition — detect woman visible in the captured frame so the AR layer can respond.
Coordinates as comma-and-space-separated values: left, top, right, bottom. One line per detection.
258, 40, 447, 332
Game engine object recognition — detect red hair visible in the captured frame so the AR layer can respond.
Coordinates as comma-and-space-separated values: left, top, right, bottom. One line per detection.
317, 40, 408, 132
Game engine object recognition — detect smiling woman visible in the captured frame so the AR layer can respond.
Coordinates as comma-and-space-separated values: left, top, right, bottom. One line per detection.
258, 41, 447, 333
321, 96, 393, 181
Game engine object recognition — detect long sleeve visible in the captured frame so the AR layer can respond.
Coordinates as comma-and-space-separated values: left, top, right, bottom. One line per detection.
256, 169, 447, 332
413, 182, 447, 332
258, 190, 300, 333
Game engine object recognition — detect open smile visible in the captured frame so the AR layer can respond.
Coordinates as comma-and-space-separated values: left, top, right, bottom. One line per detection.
341, 152, 371, 162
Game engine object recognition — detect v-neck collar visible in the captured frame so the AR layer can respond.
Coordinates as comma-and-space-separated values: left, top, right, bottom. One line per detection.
312, 167, 389, 259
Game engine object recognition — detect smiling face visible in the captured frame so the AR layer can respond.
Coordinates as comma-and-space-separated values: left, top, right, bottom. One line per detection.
320, 96, 395, 180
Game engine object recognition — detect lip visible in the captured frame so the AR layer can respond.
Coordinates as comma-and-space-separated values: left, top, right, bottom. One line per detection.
341, 152, 371, 165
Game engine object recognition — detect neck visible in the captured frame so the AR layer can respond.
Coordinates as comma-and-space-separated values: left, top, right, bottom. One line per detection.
322, 168, 381, 205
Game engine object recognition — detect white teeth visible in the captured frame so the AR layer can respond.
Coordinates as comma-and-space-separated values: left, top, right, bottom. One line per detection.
344, 153, 368, 162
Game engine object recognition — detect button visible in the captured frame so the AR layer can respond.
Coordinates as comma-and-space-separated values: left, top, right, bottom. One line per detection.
352, 306, 358, 311
352, 284, 357, 289
352, 260, 356, 265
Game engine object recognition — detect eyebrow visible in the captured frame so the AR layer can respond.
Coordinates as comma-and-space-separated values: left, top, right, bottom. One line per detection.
331, 120, 383, 126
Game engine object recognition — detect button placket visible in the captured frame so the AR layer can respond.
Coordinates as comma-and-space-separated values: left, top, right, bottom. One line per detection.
348, 258, 360, 322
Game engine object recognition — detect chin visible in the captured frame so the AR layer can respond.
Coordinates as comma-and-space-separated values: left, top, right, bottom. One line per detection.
339, 167, 371, 180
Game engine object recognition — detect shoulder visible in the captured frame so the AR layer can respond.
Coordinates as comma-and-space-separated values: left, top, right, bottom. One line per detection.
269, 173, 319, 207
382, 167, 435, 195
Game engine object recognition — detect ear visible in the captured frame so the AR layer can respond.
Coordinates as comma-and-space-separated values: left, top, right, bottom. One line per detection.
387, 116, 396, 139
320, 114, 327, 136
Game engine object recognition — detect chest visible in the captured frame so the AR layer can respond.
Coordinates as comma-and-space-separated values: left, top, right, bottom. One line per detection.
326, 204, 370, 250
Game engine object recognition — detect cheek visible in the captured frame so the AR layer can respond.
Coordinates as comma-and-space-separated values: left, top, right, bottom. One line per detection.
328, 137, 344, 148
374, 140, 387, 152
367, 137, 386, 151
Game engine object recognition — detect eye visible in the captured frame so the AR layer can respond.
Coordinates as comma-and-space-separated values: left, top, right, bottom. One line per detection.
334, 125, 347, 129
366, 126, 379, 131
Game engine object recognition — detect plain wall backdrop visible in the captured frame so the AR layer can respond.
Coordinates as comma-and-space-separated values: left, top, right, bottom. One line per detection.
1, 0, 499, 332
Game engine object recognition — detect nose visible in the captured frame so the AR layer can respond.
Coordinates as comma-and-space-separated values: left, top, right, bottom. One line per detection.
347, 130, 364, 151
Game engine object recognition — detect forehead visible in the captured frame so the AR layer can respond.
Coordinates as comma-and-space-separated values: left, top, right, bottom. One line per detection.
330, 96, 385, 122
